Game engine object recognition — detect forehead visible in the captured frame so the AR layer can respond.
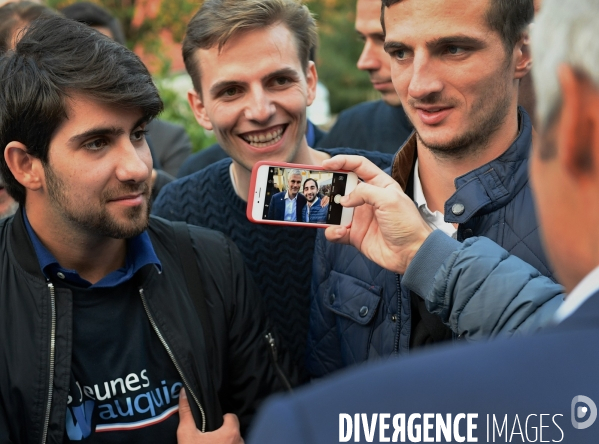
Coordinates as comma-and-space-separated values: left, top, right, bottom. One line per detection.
356, 0, 383, 34
384, 0, 494, 44
195, 23, 304, 95
289, 174, 302, 180
304, 180, 316, 187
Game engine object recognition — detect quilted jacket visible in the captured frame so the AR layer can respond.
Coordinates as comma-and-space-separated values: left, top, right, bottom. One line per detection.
307, 108, 558, 377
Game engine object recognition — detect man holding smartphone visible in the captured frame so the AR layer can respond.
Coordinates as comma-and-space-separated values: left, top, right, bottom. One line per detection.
152, 0, 392, 381
307, 0, 560, 378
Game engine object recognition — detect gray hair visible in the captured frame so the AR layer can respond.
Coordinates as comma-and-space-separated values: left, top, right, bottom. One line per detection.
286, 169, 303, 180
532, 0, 599, 131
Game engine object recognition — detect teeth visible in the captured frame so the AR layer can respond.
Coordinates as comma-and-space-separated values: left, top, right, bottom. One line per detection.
243, 127, 284, 147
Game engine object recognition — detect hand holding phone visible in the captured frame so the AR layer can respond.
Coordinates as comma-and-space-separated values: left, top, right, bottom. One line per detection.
247, 161, 359, 228
322, 155, 433, 275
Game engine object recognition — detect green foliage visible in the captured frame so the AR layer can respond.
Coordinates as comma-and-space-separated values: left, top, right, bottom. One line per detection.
154, 77, 217, 153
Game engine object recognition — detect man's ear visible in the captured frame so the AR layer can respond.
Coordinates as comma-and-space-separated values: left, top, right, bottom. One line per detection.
513, 28, 533, 80
305, 61, 318, 107
555, 64, 595, 178
4, 142, 44, 192
187, 89, 214, 131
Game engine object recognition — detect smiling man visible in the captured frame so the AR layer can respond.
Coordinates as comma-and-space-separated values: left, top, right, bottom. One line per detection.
307, 0, 558, 378
152, 0, 392, 380
0, 15, 294, 443
267, 169, 307, 222
302, 178, 328, 224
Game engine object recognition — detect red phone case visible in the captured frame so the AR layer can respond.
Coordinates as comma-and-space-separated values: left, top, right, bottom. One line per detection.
246, 160, 353, 228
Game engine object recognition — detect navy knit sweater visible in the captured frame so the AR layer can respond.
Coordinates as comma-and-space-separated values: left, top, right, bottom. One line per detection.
152, 148, 392, 379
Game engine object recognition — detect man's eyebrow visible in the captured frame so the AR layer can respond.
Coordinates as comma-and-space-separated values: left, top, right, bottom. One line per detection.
383, 41, 410, 54
426, 35, 486, 50
265, 67, 301, 81
67, 116, 148, 145
68, 126, 124, 145
384, 35, 485, 54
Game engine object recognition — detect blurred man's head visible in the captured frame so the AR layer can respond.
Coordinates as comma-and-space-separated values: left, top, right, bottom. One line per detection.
381, 0, 533, 160
0, 16, 162, 237
60, 1, 126, 45
286, 169, 303, 199
355, 0, 401, 106
530, 0, 599, 291
0, 1, 57, 52
182, 0, 318, 173
0, 174, 17, 218
303, 178, 318, 203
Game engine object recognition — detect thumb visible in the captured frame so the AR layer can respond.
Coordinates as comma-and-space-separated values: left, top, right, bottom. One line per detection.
177, 388, 198, 437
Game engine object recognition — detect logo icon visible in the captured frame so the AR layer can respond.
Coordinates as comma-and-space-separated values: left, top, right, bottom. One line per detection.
571, 395, 597, 430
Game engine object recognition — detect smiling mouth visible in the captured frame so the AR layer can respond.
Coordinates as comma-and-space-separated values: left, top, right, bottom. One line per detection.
240, 125, 285, 148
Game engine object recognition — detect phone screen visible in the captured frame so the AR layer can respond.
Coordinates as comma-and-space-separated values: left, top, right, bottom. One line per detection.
262, 167, 349, 225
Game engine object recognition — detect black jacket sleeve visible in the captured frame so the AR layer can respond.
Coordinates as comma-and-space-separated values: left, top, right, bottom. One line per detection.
188, 227, 299, 434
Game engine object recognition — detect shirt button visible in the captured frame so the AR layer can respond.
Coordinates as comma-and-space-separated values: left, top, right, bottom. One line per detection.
451, 203, 465, 216
329, 294, 336, 305
56, 272, 65, 279
359, 306, 369, 317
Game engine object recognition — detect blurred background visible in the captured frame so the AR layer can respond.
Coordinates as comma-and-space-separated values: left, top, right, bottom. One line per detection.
27, 0, 377, 153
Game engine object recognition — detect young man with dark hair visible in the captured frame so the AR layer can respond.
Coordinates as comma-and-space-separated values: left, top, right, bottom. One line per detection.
0, 15, 291, 443
152, 0, 392, 380
307, 0, 558, 378
302, 178, 328, 223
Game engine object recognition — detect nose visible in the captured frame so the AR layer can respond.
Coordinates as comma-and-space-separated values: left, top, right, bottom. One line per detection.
357, 38, 381, 72
244, 86, 276, 123
115, 140, 152, 184
407, 52, 444, 100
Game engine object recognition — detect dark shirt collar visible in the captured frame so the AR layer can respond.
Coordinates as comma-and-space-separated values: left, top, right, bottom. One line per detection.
23, 208, 162, 288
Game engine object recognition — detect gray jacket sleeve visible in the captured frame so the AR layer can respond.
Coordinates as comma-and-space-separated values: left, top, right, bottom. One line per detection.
402, 230, 565, 339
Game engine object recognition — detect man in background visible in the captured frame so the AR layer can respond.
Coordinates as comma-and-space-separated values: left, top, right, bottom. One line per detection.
316, 0, 413, 154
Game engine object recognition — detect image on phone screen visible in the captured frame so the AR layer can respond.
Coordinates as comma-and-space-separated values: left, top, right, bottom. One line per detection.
262, 167, 348, 225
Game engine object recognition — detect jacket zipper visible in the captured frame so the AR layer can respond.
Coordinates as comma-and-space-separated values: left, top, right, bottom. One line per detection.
138, 288, 206, 432
41, 283, 56, 444
264, 333, 293, 392
393, 274, 402, 355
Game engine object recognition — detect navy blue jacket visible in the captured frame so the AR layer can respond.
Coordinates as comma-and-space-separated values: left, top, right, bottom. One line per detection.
307, 108, 556, 377
267, 191, 307, 222
249, 290, 599, 444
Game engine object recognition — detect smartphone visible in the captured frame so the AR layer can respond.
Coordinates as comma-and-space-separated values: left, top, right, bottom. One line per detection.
247, 161, 358, 228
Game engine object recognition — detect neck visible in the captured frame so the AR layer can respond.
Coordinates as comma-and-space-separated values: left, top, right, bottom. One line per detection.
25, 201, 127, 284
417, 108, 520, 213
230, 143, 331, 201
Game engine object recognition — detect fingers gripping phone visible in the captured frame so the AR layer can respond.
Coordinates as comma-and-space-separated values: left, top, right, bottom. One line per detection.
247, 161, 358, 228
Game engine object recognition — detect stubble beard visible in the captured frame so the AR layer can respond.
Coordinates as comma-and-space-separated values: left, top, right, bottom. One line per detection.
411, 73, 513, 161
44, 165, 151, 239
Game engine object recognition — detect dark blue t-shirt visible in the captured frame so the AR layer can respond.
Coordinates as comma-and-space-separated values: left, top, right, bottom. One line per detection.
63, 279, 182, 443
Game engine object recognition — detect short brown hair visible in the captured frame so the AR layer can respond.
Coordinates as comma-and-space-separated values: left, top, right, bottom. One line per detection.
182, 0, 317, 94
381, 0, 534, 54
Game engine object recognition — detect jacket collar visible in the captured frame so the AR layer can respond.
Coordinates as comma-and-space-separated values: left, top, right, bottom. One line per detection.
391, 107, 534, 224
9, 208, 47, 280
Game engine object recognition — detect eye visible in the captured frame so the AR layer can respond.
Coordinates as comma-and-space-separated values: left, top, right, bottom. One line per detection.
393, 49, 406, 60
83, 138, 108, 151
274, 77, 290, 86
221, 86, 240, 97
446, 45, 465, 55
131, 129, 148, 142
